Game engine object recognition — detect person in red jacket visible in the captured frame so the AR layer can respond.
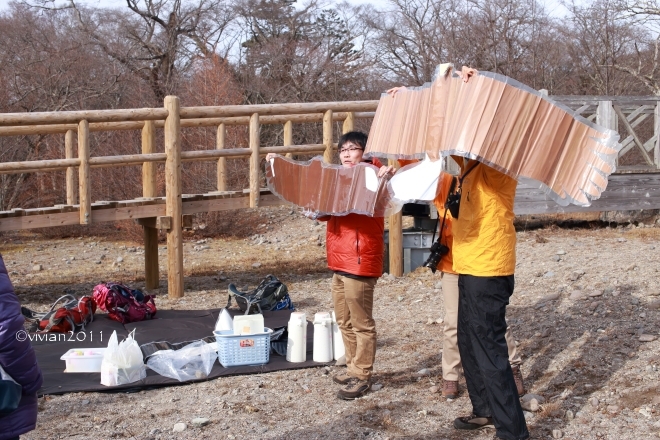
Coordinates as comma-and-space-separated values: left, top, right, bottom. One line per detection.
319, 131, 394, 400
265, 131, 393, 400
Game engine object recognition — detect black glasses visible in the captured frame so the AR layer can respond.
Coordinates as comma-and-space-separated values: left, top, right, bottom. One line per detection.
338, 146, 364, 154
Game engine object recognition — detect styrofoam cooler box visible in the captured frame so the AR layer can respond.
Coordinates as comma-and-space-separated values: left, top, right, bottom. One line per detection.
60, 348, 107, 372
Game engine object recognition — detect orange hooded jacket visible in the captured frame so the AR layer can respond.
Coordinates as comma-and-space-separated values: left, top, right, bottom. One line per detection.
451, 158, 517, 276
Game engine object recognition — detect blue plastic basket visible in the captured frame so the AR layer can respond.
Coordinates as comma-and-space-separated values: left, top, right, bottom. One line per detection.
213, 328, 272, 367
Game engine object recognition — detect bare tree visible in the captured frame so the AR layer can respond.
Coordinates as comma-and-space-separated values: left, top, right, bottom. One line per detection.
236, 0, 369, 104
27, 0, 238, 103
609, 0, 660, 94
364, 0, 470, 86
364, 0, 558, 90
0, 3, 124, 210
464, 0, 551, 80
561, 0, 649, 95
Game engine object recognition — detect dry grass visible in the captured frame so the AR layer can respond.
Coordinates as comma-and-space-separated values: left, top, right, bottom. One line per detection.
538, 400, 564, 419
626, 227, 660, 240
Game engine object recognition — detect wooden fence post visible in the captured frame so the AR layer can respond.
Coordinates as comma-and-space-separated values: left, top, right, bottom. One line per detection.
65, 129, 76, 205
654, 103, 660, 170
323, 110, 333, 163
142, 120, 159, 289
249, 113, 260, 208
284, 120, 293, 159
388, 159, 403, 276
217, 122, 226, 191
77, 120, 91, 225
597, 100, 618, 165
164, 96, 184, 299
142, 121, 157, 196
342, 112, 354, 133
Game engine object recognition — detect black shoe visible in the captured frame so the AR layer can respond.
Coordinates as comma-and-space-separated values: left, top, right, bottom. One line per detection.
453, 414, 495, 430
337, 378, 371, 400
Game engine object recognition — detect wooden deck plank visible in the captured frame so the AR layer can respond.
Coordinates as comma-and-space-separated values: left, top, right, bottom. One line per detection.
182, 196, 250, 213
514, 173, 660, 214
0, 194, 283, 231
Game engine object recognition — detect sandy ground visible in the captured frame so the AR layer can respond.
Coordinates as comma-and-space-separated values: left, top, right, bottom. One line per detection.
2, 205, 660, 440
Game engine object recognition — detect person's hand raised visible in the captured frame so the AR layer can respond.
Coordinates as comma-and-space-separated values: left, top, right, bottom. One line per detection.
386, 86, 407, 97
378, 165, 395, 178
460, 67, 478, 83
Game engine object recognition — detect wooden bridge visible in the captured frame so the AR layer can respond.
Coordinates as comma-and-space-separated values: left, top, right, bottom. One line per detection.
0, 96, 658, 298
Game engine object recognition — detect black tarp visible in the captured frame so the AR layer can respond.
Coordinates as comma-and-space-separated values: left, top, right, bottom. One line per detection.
34, 309, 328, 395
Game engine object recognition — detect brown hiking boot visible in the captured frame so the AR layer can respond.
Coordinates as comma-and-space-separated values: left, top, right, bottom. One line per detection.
512, 366, 526, 396
442, 380, 459, 399
332, 372, 353, 385
337, 378, 371, 400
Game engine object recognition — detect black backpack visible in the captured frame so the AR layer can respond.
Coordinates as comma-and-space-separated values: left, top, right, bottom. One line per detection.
227, 275, 293, 315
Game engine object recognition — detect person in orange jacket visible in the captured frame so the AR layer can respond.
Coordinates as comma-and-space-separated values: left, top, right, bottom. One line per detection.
431, 171, 525, 400
389, 72, 529, 439
266, 131, 394, 400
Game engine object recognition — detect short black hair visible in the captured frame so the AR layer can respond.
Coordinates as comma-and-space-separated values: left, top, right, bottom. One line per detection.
338, 131, 368, 151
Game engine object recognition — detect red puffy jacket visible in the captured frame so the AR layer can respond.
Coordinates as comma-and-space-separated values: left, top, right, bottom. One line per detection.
323, 213, 384, 277
319, 157, 385, 277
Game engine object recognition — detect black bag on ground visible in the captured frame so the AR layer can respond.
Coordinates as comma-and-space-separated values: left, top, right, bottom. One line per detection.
227, 275, 293, 315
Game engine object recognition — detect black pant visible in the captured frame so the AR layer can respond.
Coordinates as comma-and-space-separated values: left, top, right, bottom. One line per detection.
457, 274, 529, 440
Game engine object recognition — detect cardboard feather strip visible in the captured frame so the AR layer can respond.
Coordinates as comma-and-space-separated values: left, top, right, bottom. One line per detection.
265, 156, 393, 217
265, 65, 621, 215
365, 65, 622, 207
265, 155, 445, 217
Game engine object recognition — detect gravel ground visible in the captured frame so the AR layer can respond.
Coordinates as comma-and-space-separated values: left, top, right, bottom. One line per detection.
2, 206, 660, 440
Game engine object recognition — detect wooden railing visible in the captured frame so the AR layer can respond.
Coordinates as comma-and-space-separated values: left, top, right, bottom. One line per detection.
0, 97, 379, 298
0, 95, 658, 297
551, 96, 660, 169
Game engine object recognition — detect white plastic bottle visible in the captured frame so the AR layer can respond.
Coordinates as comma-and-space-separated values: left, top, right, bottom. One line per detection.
312, 312, 333, 362
286, 312, 307, 362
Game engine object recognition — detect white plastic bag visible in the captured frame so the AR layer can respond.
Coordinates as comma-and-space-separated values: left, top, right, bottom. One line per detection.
101, 330, 146, 386
146, 340, 217, 382
214, 308, 233, 333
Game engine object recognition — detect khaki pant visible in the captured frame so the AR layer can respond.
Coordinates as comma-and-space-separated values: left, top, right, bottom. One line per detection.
441, 272, 521, 381
332, 273, 377, 381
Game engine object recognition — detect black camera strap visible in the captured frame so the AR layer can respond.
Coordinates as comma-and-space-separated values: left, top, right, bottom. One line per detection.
463, 161, 479, 180
447, 161, 481, 197
431, 204, 451, 248
431, 162, 479, 248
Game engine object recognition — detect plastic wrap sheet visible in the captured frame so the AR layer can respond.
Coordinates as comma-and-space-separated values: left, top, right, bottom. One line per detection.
265, 156, 392, 217
365, 64, 622, 207
388, 155, 445, 204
